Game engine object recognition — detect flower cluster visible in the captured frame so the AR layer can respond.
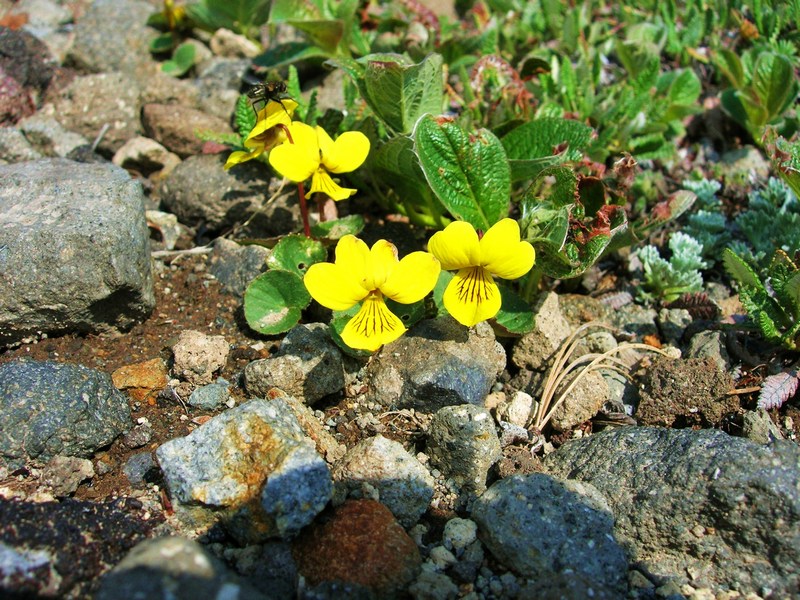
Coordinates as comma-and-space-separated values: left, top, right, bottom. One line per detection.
225, 99, 370, 202
304, 218, 535, 351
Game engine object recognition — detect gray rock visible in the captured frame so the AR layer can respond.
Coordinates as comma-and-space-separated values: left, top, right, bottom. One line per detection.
741, 408, 784, 444
426, 404, 502, 494
332, 434, 434, 528
14, 0, 73, 62
171, 330, 230, 385
0, 360, 132, 469
159, 154, 301, 234
95, 536, 267, 600
112, 136, 182, 178
188, 378, 231, 410
50, 72, 143, 154
194, 57, 251, 120
609, 302, 658, 340
244, 323, 345, 405
0, 159, 155, 345
208, 237, 270, 296
448, 539, 483, 584
122, 421, 154, 449
686, 329, 732, 373
366, 317, 505, 412
41, 455, 95, 497
408, 570, 459, 600
658, 307, 692, 346
471, 473, 628, 596
232, 541, 298, 600
0, 126, 42, 162
442, 518, 478, 556
141, 103, 232, 158
511, 291, 570, 371
156, 398, 332, 543
66, 0, 157, 82
18, 115, 90, 158
544, 427, 800, 596
122, 452, 158, 487
549, 369, 610, 432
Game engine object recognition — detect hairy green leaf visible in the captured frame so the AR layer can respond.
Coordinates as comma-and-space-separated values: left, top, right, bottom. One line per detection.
414, 114, 511, 230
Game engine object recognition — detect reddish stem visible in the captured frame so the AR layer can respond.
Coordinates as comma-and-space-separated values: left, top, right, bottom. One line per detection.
276, 124, 311, 237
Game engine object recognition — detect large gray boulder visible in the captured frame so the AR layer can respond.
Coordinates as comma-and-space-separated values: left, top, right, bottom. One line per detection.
0, 159, 155, 346
544, 427, 800, 596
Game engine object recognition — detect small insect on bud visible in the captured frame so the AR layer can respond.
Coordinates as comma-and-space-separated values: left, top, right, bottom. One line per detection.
246, 80, 292, 117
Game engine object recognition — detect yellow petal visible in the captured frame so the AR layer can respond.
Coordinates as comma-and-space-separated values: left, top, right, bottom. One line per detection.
304, 262, 368, 311
334, 235, 370, 290
268, 122, 320, 182
251, 99, 298, 130
341, 293, 406, 351
309, 170, 357, 201
224, 149, 257, 170
443, 267, 501, 327
427, 221, 481, 270
269, 149, 316, 184
365, 240, 398, 291
480, 218, 535, 279
321, 130, 371, 174
381, 251, 441, 304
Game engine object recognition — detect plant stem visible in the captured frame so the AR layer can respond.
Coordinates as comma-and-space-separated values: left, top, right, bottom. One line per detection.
522, 265, 543, 302
276, 123, 312, 238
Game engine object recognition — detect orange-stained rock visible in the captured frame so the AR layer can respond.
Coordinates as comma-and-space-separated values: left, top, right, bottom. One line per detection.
111, 357, 168, 402
292, 499, 421, 598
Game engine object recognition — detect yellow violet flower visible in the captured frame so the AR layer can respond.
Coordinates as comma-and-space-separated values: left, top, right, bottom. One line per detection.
223, 99, 298, 170
428, 218, 535, 327
304, 235, 440, 351
269, 122, 370, 201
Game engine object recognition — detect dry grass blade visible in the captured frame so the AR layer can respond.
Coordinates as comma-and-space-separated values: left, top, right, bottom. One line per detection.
529, 322, 679, 431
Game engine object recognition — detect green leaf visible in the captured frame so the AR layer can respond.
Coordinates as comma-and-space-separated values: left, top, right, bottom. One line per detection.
414, 114, 511, 230
235, 93, 257, 138
149, 33, 176, 54
357, 53, 444, 134
713, 48, 745, 89
186, 0, 271, 37
289, 20, 345, 54
310, 215, 365, 239
432, 270, 454, 318
492, 283, 535, 336
722, 248, 763, 290
502, 118, 593, 161
535, 231, 614, 279
507, 157, 563, 182
753, 52, 796, 119
267, 235, 327, 277
665, 69, 702, 107
253, 42, 331, 70
244, 270, 311, 336
368, 135, 444, 226
269, 0, 329, 21
385, 298, 427, 329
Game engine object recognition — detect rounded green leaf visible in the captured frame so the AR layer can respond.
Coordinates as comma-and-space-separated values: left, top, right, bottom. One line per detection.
267, 235, 327, 276
149, 33, 176, 54
244, 270, 311, 335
